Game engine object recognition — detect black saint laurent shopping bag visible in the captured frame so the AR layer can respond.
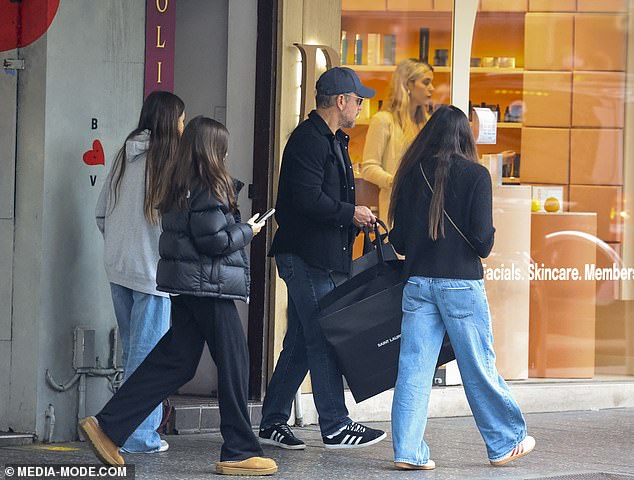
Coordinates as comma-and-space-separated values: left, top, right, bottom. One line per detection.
319, 226, 455, 402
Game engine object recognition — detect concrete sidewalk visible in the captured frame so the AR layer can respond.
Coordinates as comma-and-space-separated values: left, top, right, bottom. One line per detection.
1, 409, 633, 480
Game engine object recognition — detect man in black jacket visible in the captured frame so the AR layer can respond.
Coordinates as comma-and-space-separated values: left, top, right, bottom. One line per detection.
259, 67, 386, 450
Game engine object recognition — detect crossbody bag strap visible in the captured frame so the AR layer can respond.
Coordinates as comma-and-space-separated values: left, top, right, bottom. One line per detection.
419, 163, 477, 252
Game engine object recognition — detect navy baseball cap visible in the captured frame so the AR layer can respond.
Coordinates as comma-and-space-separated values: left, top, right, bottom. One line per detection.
316, 67, 376, 98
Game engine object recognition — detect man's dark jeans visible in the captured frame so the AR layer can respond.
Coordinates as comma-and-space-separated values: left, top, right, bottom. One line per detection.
260, 253, 351, 436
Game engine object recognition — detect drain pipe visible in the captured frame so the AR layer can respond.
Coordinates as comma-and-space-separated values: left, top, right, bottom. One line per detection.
46, 367, 121, 428
45, 326, 123, 438
43, 404, 55, 443
78, 374, 86, 421
45, 371, 81, 391
111, 325, 120, 370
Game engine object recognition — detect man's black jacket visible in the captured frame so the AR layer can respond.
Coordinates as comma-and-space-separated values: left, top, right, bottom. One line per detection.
270, 110, 357, 273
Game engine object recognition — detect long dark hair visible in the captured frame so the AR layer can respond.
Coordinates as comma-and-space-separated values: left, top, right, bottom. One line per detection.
157, 116, 237, 213
388, 105, 478, 240
109, 91, 185, 224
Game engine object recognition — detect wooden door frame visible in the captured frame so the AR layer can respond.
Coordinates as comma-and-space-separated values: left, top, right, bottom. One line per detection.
247, 0, 278, 401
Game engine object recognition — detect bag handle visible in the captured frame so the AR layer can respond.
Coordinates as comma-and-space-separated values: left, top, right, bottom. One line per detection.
419, 163, 477, 252
362, 228, 374, 254
361, 218, 390, 263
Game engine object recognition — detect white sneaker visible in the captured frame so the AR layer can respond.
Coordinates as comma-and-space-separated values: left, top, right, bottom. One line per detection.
120, 439, 169, 454
490, 435, 535, 466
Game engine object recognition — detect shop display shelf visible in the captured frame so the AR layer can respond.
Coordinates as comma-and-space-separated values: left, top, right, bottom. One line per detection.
471, 67, 524, 74
357, 120, 522, 128
348, 65, 523, 74
347, 64, 451, 73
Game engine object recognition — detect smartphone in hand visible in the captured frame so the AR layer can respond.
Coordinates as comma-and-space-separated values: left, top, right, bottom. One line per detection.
257, 208, 275, 223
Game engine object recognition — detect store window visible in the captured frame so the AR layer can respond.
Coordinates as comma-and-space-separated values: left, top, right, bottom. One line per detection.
342, 0, 634, 383
342, 0, 453, 258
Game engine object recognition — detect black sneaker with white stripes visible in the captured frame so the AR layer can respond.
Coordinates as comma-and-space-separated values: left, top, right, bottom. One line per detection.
259, 423, 306, 450
322, 422, 386, 449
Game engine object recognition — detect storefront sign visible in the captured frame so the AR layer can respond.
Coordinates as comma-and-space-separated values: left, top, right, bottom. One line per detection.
144, 0, 176, 96
294, 43, 340, 120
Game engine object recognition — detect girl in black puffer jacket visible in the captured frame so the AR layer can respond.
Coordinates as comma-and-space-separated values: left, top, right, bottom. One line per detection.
80, 117, 277, 476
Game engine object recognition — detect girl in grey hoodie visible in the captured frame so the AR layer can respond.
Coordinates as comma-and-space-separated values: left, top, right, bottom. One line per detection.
95, 91, 185, 453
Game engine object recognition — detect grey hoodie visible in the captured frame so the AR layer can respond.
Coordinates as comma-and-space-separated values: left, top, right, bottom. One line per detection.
95, 130, 168, 297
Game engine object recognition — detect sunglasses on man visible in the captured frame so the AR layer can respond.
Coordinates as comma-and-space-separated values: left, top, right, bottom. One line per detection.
345, 94, 364, 106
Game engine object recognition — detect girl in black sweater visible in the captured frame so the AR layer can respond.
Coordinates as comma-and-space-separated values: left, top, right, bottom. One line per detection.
388, 106, 534, 470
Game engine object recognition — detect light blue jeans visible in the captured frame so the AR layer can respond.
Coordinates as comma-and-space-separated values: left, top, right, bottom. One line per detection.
391, 277, 527, 465
110, 283, 170, 453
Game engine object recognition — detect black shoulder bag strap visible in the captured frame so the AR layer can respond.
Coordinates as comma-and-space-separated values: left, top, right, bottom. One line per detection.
419, 163, 477, 252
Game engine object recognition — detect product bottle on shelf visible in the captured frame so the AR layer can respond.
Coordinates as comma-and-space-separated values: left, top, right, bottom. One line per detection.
419, 28, 430, 64
367, 33, 381, 65
341, 31, 348, 65
354, 34, 363, 65
383, 34, 396, 65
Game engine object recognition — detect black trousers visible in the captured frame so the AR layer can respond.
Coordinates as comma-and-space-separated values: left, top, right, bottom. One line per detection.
96, 295, 263, 461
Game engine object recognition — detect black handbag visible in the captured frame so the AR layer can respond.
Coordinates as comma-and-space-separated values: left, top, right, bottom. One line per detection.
318, 231, 455, 403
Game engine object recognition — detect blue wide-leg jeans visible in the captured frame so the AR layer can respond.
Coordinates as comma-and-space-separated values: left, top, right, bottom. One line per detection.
110, 283, 170, 453
391, 277, 527, 465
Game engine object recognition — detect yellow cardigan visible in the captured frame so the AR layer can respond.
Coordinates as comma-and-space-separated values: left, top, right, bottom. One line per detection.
361, 111, 411, 221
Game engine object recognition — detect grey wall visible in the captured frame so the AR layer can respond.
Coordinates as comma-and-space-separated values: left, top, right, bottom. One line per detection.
174, 0, 228, 122
226, 0, 257, 344
173, 0, 257, 396
174, 0, 229, 396
8, 0, 145, 440
226, 0, 257, 243
0, 43, 18, 430
10, 28, 48, 436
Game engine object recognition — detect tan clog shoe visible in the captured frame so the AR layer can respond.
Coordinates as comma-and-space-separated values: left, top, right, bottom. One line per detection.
216, 456, 278, 476
78, 416, 124, 466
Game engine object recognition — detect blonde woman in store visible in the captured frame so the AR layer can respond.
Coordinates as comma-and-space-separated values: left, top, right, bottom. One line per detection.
362, 59, 434, 221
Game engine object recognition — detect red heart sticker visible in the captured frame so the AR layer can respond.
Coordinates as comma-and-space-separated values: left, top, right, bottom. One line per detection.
83, 140, 105, 166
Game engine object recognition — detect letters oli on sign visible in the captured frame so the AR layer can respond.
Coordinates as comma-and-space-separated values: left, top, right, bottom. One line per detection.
145, 0, 175, 95
293, 44, 341, 120
156, 25, 166, 48
156, 0, 168, 13
155, 9, 164, 84
154, 1, 168, 84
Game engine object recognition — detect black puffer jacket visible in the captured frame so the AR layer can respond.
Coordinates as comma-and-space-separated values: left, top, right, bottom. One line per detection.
156, 183, 253, 301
